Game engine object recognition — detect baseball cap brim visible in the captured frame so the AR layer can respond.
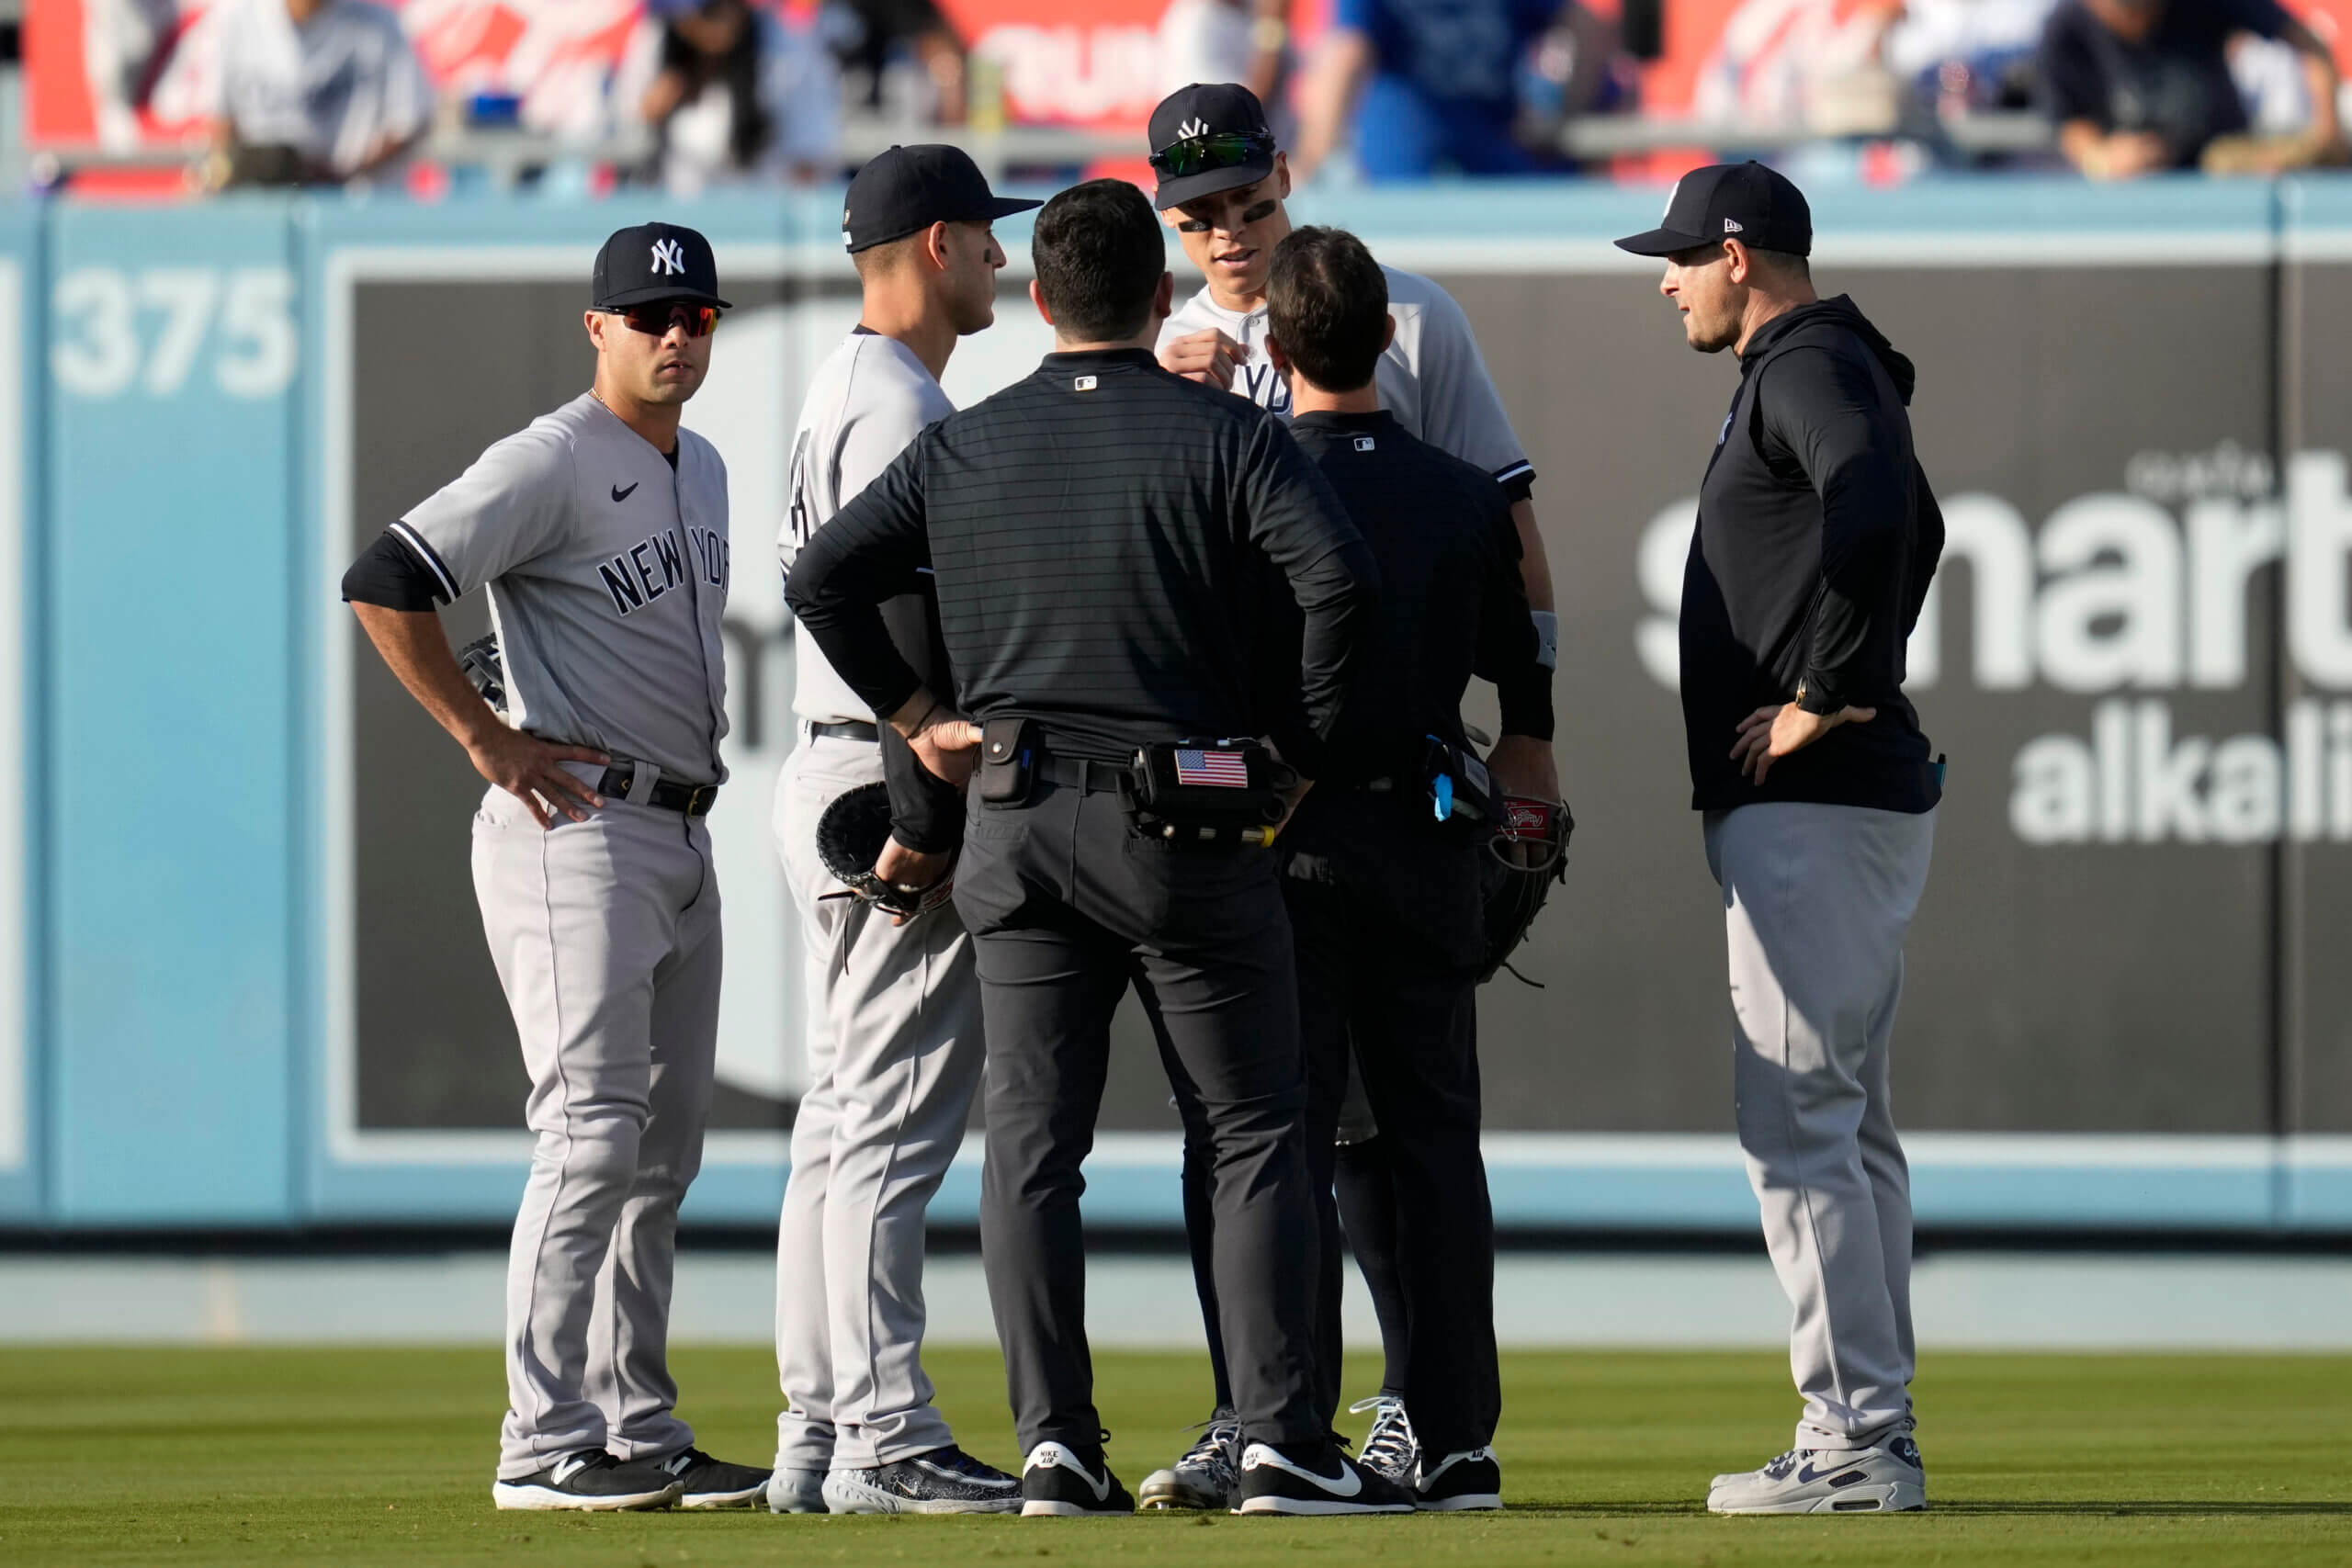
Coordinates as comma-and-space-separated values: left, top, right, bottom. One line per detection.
848, 193, 1044, 253
600, 281, 733, 310
1154, 158, 1273, 211
1612, 226, 1708, 257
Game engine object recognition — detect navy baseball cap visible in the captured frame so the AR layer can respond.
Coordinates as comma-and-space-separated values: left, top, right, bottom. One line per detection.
593, 222, 730, 310
842, 144, 1041, 254
1148, 83, 1278, 210
1615, 162, 1813, 258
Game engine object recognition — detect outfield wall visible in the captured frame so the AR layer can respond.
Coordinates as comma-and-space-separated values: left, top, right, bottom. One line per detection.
4, 176, 2351, 1234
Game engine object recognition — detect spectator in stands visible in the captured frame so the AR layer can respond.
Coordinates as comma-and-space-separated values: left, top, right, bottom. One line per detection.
2038, 0, 2346, 175
204, 0, 433, 189
829, 0, 970, 125
616, 0, 842, 194
1691, 0, 1907, 138
1159, 0, 1294, 113
1292, 0, 1575, 178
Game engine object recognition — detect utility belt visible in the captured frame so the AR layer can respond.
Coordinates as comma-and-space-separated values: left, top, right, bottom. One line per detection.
978, 716, 1295, 846
1350, 735, 1498, 827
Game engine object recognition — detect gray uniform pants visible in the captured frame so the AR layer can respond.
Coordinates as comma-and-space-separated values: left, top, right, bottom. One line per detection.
1704, 801, 1935, 1452
474, 774, 721, 1480
955, 777, 1324, 1454
772, 730, 984, 1471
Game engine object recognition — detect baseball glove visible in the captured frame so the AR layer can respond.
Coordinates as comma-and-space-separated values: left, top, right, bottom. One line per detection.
1479, 795, 1572, 986
815, 781, 957, 920
457, 632, 506, 712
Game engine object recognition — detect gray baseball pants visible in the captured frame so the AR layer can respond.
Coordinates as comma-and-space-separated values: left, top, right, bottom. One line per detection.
772, 730, 984, 1471
1704, 800, 1935, 1453
473, 773, 722, 1480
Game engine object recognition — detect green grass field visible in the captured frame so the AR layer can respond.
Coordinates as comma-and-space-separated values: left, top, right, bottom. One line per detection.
0, 1346, 2346, 1566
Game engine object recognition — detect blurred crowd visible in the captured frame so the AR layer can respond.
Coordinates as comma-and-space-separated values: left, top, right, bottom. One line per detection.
166, 0, 2352, 193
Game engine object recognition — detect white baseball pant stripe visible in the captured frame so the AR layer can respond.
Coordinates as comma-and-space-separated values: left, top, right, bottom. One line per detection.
773, 732, 984, 1471
473, 775, 722, 1480
1704, 800, 1935, 1452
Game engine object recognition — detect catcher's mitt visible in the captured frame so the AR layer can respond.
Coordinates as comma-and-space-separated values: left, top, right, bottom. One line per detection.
815, 782, 957, 920
1479, 796, 1572, 986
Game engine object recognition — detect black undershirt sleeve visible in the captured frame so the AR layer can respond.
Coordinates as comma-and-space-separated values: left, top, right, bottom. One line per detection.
1473, 486, 1555, 742
342, 526, 448, 611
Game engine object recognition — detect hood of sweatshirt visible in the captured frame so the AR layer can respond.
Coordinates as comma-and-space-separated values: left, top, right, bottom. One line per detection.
1740, 294, 1917, 406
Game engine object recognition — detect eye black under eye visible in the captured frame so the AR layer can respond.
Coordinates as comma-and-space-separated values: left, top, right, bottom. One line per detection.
1239, 199, 1277, 224
1179, 218, 1212, 233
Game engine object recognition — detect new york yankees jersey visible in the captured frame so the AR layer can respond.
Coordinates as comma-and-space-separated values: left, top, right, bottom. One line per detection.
1158, 265, 1536, 496
781, 329, 955, 726
395, 392, 733, 784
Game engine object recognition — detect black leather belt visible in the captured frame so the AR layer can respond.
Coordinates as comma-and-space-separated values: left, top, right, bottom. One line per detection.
1038, 754, 1130, 793
596, 760, 718, 817
810, 719, 880, 743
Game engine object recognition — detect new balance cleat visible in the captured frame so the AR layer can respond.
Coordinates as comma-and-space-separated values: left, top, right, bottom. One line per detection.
822, 1447, 1023, 1515
766, 1465, 828, 1514
1706, 1436, 1927, 1515
1020, 1441, 1134, 1517
1138, 1408, 1240, 1511
492, 1450, 684, 1511
1349, 1393, 1419, 1487
659, 1447, 771, 1509
1414, 1447, 1502, 1511
1233, 1440, 1415, 1516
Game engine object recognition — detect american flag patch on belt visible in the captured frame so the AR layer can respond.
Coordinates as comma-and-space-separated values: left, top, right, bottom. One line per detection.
1173, 748, 1249, 787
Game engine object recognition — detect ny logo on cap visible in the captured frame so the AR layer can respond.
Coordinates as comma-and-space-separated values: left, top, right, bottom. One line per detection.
1724, 218, 1745, 234
1178, 116, 1209, 140
650, 239, 687, 276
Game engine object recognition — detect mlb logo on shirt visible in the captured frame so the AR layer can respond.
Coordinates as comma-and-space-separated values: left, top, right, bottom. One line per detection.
1075, 376, 1098, 391
1354, 435, 1376, 452
1173, 748, 1249, 787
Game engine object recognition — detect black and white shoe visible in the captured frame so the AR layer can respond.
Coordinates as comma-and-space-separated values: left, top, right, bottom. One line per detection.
1414, 1447, 1503, 1511
823, 1447, 1023, 1515
1348, 1394, 1419, 1487
1706, 1436, 1927, 1515
1019, 1441, 1135, 1517
1232, 1440, 1415, 1516
1138, 1408, 1241, 1511
658, 1447, 772, 1510
492, 1450, 684, 1511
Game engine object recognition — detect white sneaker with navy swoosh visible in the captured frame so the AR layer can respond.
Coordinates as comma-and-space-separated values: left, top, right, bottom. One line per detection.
1706, 1436, 1927, 1515
1019, 1441, 1135, 1516
1233, 1440, 1415, 1515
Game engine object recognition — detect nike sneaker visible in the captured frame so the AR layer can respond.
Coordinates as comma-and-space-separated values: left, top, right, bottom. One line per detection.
492, 1450, 683, 1511
659, 1447, 772, 1510
1138, 1407, 1241, 1511
822, 1447, 1023, 1515
1019, 1440, 1135, 1517
1706, 1436, 1927, 1515
1232, 1439, 1415, 1516
1414, 1447, 1502, 1511
1348, 1393, 1419, 1487
766, 1465, 828, 1514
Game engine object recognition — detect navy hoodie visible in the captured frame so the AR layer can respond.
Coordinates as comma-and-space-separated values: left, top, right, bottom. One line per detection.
1679, 295, 1944, 814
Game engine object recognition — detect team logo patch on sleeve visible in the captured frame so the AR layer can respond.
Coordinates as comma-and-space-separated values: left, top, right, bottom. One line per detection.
1173, 748, 1249, 787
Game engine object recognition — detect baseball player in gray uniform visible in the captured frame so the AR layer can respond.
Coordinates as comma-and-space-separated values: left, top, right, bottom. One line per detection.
343, 223, 769, 1514
1137, 82, 1564, 1508
767, 146, 1040, 1517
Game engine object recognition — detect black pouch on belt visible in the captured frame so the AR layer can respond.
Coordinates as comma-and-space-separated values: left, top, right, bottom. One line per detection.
978, 716, 1037, 805
1422, 734, 1498, 825
1125, 739, 1295, 844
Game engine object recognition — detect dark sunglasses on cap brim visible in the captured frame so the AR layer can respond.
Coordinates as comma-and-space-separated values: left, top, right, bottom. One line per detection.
1149, 130, 1276, 179
605, 302, 721, 339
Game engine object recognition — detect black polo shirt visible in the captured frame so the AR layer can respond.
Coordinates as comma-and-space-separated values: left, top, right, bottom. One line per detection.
786, 346, 1380, 776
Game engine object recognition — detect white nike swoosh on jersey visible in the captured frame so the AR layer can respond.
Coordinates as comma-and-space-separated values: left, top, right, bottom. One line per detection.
1027, 1444, 1111, 1500
1243, 1446, 1361, 1496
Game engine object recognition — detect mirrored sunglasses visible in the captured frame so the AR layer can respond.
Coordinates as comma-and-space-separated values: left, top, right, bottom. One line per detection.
1149, 130, 1276, 180
608, 303, 720, 339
